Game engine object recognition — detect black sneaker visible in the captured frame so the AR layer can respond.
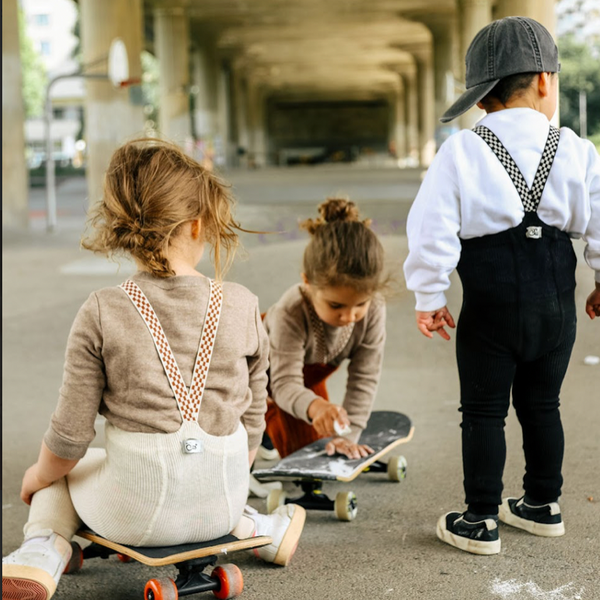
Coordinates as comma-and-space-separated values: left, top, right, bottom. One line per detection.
499, 497, 565, 537
436, 511, 501, 555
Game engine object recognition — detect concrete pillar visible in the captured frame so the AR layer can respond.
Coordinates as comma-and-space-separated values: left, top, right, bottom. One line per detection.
247, 82, 267, 167
414, 51, 436, 166
458, 0, 492, 129
232, 70, 250, 165
80, 0, 144, 204
389, 85, 407, 164
2, 0, 28, 228
404, 72, 420, 167
495, 0, 556, 35
395, 80, 408, 163
216, 63, 232, 168
155, 8, 191, 142
191, 44, 218, 140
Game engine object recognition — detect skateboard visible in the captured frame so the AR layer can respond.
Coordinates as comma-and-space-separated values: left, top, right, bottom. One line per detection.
63, 528, 272, 600
252, 410, 414, 521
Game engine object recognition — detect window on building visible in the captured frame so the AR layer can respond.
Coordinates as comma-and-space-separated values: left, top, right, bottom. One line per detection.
40, 41, 51, 56
33, 14, 50, 26
52, 107, 65, 120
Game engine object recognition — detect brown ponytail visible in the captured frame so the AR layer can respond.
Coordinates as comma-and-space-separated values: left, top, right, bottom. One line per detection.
82, 138, 241, 280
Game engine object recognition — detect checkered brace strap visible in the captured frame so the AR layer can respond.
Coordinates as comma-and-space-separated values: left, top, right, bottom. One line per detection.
186, 280, 223, 421
119, 279, 223, 421
473, 125, 560, 213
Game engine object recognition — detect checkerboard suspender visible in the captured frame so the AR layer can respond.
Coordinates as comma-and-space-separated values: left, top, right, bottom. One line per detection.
472, 125, 560, 213
119, 279, 223, 421
186, 281, 223, 420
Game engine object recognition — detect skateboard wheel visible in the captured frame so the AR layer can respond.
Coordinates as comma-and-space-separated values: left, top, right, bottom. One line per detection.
266, 489, 287, 514
212, 563, 244, 599
387, 455, 408, 482
116, 553, 133, 563
144, 577, 178, 600
334, 491, 357, 521
63, 542, 84, 574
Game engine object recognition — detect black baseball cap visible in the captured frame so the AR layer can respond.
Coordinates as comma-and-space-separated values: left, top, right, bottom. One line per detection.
440, 16, 560, 123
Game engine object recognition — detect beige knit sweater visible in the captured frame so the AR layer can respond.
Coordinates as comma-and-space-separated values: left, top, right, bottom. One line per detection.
263, 285, 386, 443
44, 272, 269, 460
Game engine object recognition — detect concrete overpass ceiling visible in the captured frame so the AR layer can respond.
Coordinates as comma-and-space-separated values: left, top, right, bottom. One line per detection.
145, 0, 441, 98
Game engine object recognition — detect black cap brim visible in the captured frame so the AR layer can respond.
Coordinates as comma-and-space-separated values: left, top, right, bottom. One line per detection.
440, 79, 499, 123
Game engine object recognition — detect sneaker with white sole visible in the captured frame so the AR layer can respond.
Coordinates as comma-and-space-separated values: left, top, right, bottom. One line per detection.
499, 497, 565, 537
244, 504, 306, 566
436, 511, 501, 555
2, 530, 72, 600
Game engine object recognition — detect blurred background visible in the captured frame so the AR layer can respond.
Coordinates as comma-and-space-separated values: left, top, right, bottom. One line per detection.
2, 0, 599, 231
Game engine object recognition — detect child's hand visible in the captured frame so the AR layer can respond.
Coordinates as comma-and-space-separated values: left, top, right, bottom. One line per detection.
585, 285, 600, 320
416, 307, 456, 340
21, 463, 51, 506
307, 398, 350, 437
325, 438, 374, 460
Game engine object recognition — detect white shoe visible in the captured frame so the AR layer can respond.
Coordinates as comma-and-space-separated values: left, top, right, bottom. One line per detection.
244, 504, 306, 566
248, 473, 283, 499
2, 530, 72, 600
256, 445, 281, 461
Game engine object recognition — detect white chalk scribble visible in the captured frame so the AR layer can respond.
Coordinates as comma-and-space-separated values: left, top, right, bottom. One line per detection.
491, 578, 584, 600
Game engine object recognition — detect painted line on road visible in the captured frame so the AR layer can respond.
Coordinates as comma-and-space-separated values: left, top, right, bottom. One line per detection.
491, 578, 584, 599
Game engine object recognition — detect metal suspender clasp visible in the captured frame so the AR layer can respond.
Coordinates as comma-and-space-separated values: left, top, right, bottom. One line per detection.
526, 226, 542, 239
183, 439, 203, 454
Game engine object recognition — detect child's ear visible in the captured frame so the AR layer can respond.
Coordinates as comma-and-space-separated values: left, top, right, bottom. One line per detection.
190, 218, 202, 240
538, 72, 551, 98
301, 272, 309, 286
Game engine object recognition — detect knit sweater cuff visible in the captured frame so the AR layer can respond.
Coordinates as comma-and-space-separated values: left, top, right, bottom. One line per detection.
43, 427, 90, 461
414, 291, 447, 312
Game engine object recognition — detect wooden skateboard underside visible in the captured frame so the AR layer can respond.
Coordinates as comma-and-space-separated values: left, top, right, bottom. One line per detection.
253, 411, 413, 483
76, 529, 272, 567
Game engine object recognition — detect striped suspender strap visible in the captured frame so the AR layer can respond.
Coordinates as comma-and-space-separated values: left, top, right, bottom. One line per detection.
472, 125, 560, 213
119, 279, 223, 421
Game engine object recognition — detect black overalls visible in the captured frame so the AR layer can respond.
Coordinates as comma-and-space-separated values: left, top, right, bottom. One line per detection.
455, 125, 577, 516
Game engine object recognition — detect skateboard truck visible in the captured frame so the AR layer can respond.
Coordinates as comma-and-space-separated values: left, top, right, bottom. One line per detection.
268, 480, 358, 522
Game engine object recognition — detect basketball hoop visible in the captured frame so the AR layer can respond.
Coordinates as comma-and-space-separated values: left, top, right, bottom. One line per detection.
116, 77, 142, 88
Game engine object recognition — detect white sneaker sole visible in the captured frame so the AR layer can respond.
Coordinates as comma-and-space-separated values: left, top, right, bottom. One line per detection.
273, 506, 307, 566
436, 514, 501, 555
2, 564, 56, 600
499, 499, 565, 537
256, 446, 281, 461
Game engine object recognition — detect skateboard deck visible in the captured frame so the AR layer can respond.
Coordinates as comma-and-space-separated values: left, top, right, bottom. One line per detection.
76, 529, 272, 566
253, 410, 413, 483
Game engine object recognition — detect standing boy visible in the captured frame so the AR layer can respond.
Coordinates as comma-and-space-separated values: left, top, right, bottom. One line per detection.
404, 16, 600, 555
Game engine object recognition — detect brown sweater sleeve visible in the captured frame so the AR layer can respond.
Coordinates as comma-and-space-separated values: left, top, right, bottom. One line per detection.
242, 300, 270, 451
265, 302, 319, 423
43, 293, 105, 460
342, 299, 386, 443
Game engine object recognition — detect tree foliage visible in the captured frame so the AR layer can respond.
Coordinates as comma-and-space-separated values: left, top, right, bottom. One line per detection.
18, 8, 47, 118
558, 36, 600, 137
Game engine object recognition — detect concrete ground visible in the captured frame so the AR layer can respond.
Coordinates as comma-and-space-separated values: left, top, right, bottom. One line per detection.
3, 168, 599, 600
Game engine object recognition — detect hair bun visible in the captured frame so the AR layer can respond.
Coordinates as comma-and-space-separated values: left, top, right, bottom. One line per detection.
300, 197, 371, 235
318, 198, 360, 223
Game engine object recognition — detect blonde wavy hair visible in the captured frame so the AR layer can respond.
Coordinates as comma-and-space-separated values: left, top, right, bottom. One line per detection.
82, 138, 241, 280
300, 197, 388, 293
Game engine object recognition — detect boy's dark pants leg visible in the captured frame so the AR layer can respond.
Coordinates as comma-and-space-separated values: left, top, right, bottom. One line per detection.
456, 301, 576, 516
